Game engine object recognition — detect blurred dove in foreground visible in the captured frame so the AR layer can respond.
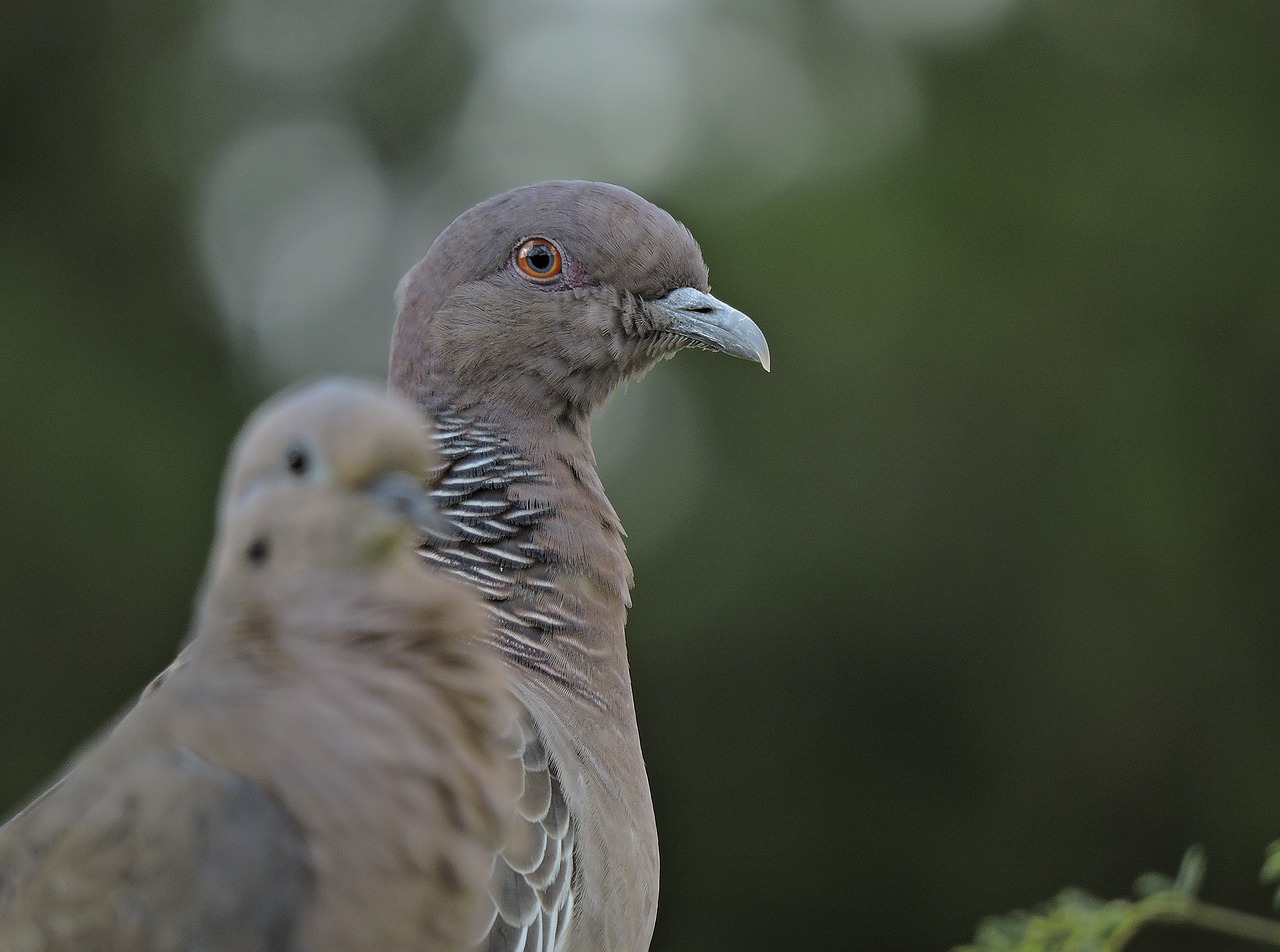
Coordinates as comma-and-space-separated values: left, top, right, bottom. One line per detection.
0, 378, 516, 952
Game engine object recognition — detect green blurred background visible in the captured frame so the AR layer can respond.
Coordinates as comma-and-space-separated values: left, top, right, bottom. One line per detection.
1, 1, 1277, 949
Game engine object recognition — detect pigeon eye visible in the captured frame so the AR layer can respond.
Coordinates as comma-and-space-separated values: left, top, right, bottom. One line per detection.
245, 537, 271, 566
284, 444, 311, 477
515, 238, 563, 282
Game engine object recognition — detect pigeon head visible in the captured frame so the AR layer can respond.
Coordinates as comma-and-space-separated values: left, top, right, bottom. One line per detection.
219, 378, 447, 541
391, 181, 769, 425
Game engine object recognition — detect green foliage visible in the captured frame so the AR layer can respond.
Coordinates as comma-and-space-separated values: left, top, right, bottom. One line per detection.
962, 888, 1132, 952
1258, 842, 1280, 909
960, 848, 1280, 952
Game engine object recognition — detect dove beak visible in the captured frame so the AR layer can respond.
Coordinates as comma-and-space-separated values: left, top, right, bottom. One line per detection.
366, 471, 454, 540
653, 286, 771, 372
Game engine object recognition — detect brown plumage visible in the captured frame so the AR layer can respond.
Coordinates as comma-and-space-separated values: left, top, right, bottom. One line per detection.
0, 379, 515, 952
391, 181, 769, 952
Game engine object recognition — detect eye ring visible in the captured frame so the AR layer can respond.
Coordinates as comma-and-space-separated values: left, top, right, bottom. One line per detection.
515, 238, 563, 282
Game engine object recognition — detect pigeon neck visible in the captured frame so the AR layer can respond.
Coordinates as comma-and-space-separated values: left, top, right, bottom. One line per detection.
415, 396, 635, 714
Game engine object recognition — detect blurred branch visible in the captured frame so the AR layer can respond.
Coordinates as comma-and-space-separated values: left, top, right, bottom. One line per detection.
959, 847, 1280, 952
1106, 892, 1280, 950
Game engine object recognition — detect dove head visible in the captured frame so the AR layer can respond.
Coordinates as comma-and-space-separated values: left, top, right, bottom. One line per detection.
220, 378, 439, 517
204, 378, 449, 592
391, 180, 769, 429
197, 379, 460, 638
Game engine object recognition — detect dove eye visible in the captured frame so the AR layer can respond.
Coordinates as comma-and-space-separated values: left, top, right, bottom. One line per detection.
245, 537, 271, 566
515, 238, 563, 282
284, 444, 311, 477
